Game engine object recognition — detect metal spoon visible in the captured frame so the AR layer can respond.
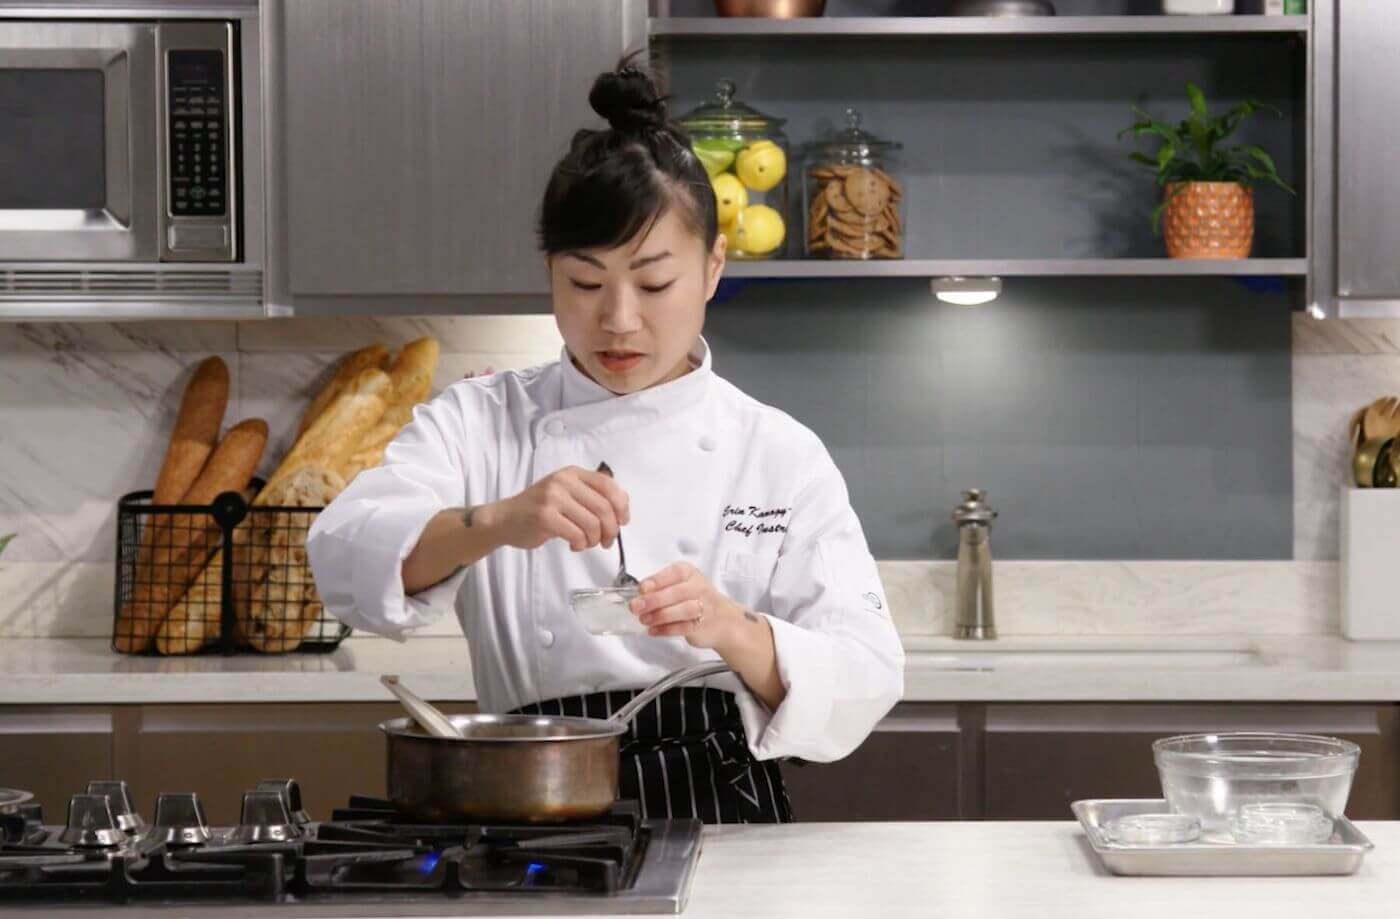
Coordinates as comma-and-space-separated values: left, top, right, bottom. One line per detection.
595, 462, 639, 588
380, 675, 463, 739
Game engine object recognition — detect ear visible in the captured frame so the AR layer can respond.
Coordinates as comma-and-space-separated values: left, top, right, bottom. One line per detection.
704, 233, 727, 302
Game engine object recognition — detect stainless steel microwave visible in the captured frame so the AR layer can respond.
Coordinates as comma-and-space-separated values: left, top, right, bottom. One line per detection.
0, 3, 266, 319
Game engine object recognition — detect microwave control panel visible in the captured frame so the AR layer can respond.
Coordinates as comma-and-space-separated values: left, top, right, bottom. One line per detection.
158, 21, 237, 262
167, 50, 226, 218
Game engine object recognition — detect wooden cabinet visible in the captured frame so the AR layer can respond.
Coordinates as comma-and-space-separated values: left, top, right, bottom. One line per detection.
268, 0, 643, 306
781, 704, 965, 821
982, 703, 1400, 821
116, 703, 400, 825
3, 700, 1397, 824
0, 707, 114, 822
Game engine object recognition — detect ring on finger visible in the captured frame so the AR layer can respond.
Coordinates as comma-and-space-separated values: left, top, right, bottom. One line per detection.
694, 597, 705, 626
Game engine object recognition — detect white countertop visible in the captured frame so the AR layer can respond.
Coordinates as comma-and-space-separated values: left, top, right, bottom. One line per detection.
8, 634, 1400, 705
670, 821, 1400, 919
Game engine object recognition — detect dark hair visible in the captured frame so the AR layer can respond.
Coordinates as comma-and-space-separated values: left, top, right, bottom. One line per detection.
537, 57, 717, 256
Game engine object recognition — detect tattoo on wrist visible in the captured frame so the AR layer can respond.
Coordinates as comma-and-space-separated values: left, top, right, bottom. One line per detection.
462, 506, 476, 528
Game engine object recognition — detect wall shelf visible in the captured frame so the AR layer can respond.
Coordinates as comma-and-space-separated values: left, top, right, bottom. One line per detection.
650, 16, 1310, 39
722, 258, 1309, 279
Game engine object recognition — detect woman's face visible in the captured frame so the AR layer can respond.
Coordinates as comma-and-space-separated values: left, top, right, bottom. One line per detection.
550, 207, 726, 395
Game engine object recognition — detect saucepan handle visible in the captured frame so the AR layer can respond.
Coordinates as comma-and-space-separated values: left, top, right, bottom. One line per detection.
609, 662, 732, 725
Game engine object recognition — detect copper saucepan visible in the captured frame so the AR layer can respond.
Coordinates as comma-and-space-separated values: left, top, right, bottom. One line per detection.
380, 662, 731, 823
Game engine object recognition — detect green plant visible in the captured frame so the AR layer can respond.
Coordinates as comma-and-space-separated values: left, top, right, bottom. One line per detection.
0, 533, 13, 561
1120, 82, 1294, 233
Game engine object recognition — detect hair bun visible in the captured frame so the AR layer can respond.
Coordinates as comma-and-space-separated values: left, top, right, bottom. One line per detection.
589, 65, 668, 134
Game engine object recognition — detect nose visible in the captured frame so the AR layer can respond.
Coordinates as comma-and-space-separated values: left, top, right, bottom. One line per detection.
599, 283, 643, 335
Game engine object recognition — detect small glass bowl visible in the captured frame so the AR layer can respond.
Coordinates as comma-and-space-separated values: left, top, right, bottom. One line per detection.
1103, 813, 1202, 846
570, 587, 643, 636
1229, 803, 1335, 845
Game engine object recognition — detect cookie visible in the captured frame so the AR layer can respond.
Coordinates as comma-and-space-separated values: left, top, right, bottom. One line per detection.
843, 168, 891, 217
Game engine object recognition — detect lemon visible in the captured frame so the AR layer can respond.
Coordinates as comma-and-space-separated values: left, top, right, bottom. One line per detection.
711, 173, 748, 226
720, 218, 741, 254
730, 204, 785, 256
735, 142, 786, 192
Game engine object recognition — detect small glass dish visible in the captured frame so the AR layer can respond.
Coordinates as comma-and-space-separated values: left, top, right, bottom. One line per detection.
1103, 813, 1202, 846
1229, 803, 1335, 845
571, 586, 643, 636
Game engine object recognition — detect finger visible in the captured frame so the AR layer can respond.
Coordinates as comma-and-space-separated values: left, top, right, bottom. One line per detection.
563, 476, 619, 548
555, 496, 603, 550
578, 470, 631, 526
639, 562, 692, 595
632, 580, 699, 617
649, 615, 704, 638
641, 597, 706, 628
543, 509, 589, 552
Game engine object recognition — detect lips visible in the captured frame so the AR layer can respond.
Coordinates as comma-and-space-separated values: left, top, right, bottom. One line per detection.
597, 350, 644, 373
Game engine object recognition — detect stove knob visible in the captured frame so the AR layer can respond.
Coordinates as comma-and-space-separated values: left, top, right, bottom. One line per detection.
235, 789, 300, 843
59, 794, 129, 848
255, 778, 311, 825
87, 780, 144, 833
152, 792, 212, 846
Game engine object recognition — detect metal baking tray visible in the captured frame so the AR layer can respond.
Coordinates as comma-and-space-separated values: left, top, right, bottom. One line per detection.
1072, 799, 1374, 877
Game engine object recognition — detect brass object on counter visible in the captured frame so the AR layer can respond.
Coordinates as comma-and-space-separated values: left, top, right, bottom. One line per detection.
714, 0, 825, 16
1354, 436, 1399, 488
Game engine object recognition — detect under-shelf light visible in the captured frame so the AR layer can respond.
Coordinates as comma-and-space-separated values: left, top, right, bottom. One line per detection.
931, 276, 1002, 306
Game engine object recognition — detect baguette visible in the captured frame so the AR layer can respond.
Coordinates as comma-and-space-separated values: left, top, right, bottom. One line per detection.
295, 345, 389, 440
337, 404, 413, 482
158, 467, 345, 654
334, 338, 438, 483
117, 357, 229, 651
153, 357, 230, 504
114, 419, 267, 653
386, 337, 439, 406
158, 372, 388, 653
265, 367, 392, 491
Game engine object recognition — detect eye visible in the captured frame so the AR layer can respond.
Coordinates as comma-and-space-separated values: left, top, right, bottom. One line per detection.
641, 280, 676, 294
569, 279, 603, 292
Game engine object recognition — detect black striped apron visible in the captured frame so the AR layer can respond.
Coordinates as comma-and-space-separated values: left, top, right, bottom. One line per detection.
510, 685, 792, 824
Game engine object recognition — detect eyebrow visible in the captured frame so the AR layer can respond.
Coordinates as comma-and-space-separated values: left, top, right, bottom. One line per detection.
563, 251, 673, 270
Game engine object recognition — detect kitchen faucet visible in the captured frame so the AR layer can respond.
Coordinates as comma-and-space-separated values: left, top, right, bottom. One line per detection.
953, 489, 997, 640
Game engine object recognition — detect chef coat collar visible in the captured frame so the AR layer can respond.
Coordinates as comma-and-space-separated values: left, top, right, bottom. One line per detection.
558, 337, 713, 423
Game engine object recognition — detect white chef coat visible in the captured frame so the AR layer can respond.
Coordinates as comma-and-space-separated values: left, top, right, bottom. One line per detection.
306, 339, 905, 763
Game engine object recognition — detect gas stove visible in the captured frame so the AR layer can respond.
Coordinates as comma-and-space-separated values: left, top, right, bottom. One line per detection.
0, 781, 702, 916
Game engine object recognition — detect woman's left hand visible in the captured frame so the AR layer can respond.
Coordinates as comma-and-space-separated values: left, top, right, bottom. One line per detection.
629, 562, 745, 650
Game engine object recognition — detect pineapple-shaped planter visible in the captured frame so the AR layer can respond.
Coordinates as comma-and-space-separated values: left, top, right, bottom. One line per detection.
1162, 181, 1254, 259
1121, 82, 1291, 261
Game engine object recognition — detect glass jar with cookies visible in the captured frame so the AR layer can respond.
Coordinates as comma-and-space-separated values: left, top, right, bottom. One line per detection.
803, 109, 904, 260
678, 79, 791, 261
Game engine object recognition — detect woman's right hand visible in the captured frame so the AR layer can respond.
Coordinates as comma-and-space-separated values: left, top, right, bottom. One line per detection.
480, 466, 630, 552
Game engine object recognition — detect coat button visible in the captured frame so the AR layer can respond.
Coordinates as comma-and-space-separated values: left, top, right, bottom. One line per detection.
545, 419, 566, 437
698, 435, 718, 452
677, 538, 699, 555
538, 628, 555, 648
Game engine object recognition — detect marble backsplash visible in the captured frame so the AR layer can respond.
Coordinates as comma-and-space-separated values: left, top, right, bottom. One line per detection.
0, 312, 1395, 639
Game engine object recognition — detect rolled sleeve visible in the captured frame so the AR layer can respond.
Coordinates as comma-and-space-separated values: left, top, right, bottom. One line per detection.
307, 394, 471, 640
733, 449, 906, 763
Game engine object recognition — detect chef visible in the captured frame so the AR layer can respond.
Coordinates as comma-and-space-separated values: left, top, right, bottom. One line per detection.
306, 61, 904, 824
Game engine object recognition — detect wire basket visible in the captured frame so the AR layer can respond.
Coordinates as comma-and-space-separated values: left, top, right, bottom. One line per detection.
113, 480, 350, 655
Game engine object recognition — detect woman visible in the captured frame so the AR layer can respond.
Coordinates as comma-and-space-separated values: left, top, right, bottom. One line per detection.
307, 63, 904, 824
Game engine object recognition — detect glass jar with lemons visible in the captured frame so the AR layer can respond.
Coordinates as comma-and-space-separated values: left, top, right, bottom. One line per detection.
678, 80, 790, 261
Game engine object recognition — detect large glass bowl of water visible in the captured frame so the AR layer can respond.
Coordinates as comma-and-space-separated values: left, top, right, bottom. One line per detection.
1153, 733, 1360, 836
